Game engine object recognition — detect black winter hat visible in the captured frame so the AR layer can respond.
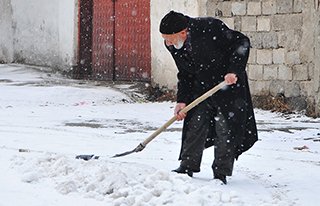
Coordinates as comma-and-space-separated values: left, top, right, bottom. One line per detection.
159, 11, 188, 34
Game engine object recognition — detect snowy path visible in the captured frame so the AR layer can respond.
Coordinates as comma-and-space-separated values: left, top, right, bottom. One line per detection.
0, 65, 319, 206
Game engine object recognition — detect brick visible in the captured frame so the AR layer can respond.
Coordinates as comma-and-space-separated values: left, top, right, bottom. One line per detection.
283, 30, 303, 51
248, 64, 263, 80
273, 48, 285, 64
286, 51, 300, 65
293, 0, 303, 13
262, 32, 278, 49
257, 49, 273, 65
257, 17, 271, 31
248, 32, 277, 49
300, 81, 314, 97
249, 80, 270, 95
247, 2, 261, 16
262, 0, 276, 15
293, 65, 308, 80
247, 33, 263, 49
278, 65, 293, 80
277, 31, 287, 48
270, 80, 285, 96
278, 30, 302, 50
308, 63, 314, 79
241, 16, 256, 31
231, 2, 246, 16
272, 14, 303, 31
248, 48, 256, 64
284, 81, 300, 97
276, 0, 293, 14
263, 65, 278, 80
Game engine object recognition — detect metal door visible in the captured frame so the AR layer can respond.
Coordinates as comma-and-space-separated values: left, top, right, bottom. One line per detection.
114, 0, 151, 81
92, 0, 114, 80
88, 0, 151, 81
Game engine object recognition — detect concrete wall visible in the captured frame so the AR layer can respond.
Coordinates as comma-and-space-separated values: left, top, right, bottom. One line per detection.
0, 0, 14, 63
0, 0, 77, 70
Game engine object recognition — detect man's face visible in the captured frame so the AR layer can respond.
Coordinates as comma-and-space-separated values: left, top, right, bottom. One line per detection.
161, 29, 187, 49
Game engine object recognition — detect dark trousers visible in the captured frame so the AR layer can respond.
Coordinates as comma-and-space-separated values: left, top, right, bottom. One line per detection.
179, 99, 235, 176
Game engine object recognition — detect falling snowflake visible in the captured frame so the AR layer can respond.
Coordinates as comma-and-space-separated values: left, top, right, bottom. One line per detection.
132, 10, 137, 16
228, 112, 235, 118
142, 72, 149, 79
130, 67, 136, 73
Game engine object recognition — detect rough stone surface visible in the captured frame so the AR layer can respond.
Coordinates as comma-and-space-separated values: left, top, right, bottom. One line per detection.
257, 49, 272, 65
276, 0, 293, 14
221, 17, 234, 29
257, 17, 271, 31
284, 81, 300, 97
248, 64, 263, 80
269, 80, 285, 96
249, 80, 271, 95
248, 48, 256, 64
241, 16, 256, 31
273, 48, 285, 64
217, 2, 232, 17
262, 0, 277, 15
272, 14, 303, 31
278, 65, 293, 81
300, 81, 314, 97
293, 0, 303, 13
247, 2, 261, 16
293, 65, 308, 81
286, 51, 301, 65
263, 65, 278, 80
231, 2, 246, 16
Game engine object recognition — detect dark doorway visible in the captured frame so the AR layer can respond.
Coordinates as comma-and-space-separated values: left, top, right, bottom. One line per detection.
75, 0, 93, 79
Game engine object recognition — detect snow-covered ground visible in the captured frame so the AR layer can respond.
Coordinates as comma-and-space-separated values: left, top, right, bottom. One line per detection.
1, 64, 319, 206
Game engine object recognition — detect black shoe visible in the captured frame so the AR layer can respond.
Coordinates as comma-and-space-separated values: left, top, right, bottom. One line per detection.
214, 174, 227, 184
172, 166, 193, 177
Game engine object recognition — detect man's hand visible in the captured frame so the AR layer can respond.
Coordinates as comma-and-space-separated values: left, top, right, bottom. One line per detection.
224, 73, 238, 85
174, 103, 187, 121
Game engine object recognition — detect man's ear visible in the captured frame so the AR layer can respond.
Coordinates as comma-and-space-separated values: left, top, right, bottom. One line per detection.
180, 28, 188, 35
180, 29, 188, 40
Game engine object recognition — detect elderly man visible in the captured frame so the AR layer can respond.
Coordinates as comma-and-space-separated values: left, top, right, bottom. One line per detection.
159, 11, 258, 184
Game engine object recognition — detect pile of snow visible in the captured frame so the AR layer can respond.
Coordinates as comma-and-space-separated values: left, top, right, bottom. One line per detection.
12, 153, 245, 206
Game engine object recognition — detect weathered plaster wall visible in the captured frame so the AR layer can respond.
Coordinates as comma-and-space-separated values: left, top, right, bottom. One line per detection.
0, 0, 77, 70
0, 0, 14, 63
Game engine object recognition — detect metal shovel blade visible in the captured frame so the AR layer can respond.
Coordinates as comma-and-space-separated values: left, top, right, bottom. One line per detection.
112, 143, 145, 158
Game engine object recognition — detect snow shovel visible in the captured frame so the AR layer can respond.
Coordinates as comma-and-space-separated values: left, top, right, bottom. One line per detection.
112, 81, 227, 158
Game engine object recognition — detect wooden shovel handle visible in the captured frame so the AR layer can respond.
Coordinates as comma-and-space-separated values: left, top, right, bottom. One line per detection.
141, 81, 227, 147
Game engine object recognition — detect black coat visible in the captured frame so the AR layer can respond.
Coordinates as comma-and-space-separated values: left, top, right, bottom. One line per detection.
166, 16, 258, 158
